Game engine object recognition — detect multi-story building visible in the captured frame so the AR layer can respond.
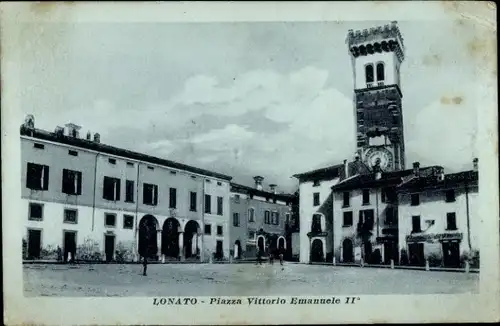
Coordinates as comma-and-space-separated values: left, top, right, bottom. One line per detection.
293, 160, 368, 263
331, 161, 440, 265
295, 22, 480, 269
21, 115, 232, 262
229, 177, 293, 260
397, 160, 479, 268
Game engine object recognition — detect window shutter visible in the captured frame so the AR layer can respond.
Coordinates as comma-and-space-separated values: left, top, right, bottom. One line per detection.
153, 185, 158, 205
115, 179, 121, 201
43, 166, 49, 190
76, 172, 82, 195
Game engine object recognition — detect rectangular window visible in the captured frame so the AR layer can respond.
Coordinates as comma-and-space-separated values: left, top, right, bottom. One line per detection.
205, 194, 211, 213
169, 188, 177, 208
412, 215, 421, 233
26, 163, 49, 190
68, 150, 78, 156
248, 208, 255, 222
105, 213, 116, 227
233, 213, 240, 227
385, 207, 395, 224
264, 211, 270, 224
33, 143, 45, 149
103, 176, 121, 201
108, 158, 116, 165
343, 211, 353, 227
204, 224, 211, 235
126, 162, 134, 167
147, 166, 154, 170
343, 191, 350, 207
446, 212, 457, 230
411, 193, 420, 206
125, 180, 135, 203
217, 225, 223, 236
313, 192, 320, 206
248, 230, 255, 240
312, 214, 322, 233
362, 189, 370, 205
313, 180, 320, 187
62, 169, 82, 195
190, 191, 197, 211
28, 203, 43, 221
285, 213, 290, 225
275, 212, 280, 225
170, 171, 176, 175
63, 209, 78, 224
217, 196, 223, 215
123, 215, 134, 229
217, 181, 222, 186
445, 189, 456, 203
143, 183, 158, 205
234, 194, 240, 203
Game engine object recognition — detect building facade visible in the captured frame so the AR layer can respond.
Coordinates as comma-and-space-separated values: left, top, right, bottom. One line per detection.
293, 161, 369, 264
21, 116, 232, 262
229, 177, 293, 260
397, 161, 479, 268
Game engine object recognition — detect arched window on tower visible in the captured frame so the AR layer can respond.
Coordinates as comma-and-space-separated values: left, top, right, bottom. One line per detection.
376, 62, 385, 83
365, 64, 374, 85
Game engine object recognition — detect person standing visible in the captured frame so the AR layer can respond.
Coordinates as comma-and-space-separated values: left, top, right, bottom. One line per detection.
279, 247, 284, 266
142, 254, 148, 276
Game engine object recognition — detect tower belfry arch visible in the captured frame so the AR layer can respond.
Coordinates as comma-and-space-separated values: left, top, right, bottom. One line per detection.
346, 21, 406, 172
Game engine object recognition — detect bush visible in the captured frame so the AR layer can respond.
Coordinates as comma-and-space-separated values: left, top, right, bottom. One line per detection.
460, 249, 480, 269
426, 252, 442, 267
115, 241, 135, 263
40, 245, 59, 260
400, 249, 409, 266
76, 238, 102, 262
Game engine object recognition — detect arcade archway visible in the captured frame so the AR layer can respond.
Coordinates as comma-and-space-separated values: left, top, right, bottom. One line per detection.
184, 220, 200, 259
138, 215, 159, 259
162, 218, 180, 258
278, 236, 286, 250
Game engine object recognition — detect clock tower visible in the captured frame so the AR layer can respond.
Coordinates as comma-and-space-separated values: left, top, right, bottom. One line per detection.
346, 21, 406, 172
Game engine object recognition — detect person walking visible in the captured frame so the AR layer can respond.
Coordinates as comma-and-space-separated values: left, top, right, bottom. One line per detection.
279, 247, 284, 266
142, 254, 148, 276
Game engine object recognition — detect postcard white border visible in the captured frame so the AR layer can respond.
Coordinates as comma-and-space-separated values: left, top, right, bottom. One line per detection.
1, 1, 498, 325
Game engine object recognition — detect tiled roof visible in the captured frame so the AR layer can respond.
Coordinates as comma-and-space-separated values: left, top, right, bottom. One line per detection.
230, 182, 295, 203
20, 126, 233, 181
293, 160, 371, 182
397, 170, 478, 191
331, 166, 441, 191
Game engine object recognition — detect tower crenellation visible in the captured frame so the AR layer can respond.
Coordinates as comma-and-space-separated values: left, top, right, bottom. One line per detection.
348, 21, 406, 172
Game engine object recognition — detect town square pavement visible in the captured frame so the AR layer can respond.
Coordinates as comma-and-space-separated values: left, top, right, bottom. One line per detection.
23, 263, 479, 297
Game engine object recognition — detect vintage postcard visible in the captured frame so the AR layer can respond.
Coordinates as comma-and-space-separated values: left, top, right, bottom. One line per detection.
1, 1, 499, 325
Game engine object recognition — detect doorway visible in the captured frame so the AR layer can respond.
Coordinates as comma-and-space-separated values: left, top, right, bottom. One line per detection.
442, 241, 460, 268
408, 243, 425, 266
63, 231, 77, 262
310, 239, 324, 262
342, 238, 354, 263
27, 229, 41, 259
105, 234, 115, 262
383, 241, 397, 264
215, 240, 223, 259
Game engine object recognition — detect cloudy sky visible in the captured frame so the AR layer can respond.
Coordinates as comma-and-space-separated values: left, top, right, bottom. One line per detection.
17, 19, 484, 192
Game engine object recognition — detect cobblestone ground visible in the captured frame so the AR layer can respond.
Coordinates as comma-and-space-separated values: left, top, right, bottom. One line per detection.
23, 263, 479, 297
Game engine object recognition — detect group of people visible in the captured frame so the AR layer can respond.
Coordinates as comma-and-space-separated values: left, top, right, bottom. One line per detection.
256, 246, 285, 266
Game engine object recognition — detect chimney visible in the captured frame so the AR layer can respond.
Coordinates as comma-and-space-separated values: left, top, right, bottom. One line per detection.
343, 159, 349, 179
269, 184, 277, 194
54, 126, 64, 137
253, 176, 264, 191
413, 162, 420, 177
436, 167, 445, 181
24, 114, 35, 129
93, 133, 101, 143
473, 158, 478, 172
64, 123, 81, 138
86, 131, 91, 140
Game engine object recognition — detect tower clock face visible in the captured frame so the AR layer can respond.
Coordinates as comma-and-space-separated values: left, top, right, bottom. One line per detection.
364, 147, 394, 170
